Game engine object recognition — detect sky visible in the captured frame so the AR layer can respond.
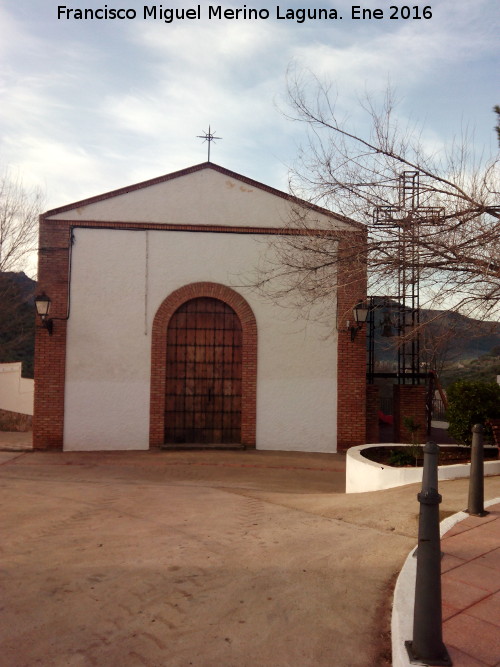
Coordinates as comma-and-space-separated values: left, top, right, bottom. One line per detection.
1, 0, 499, 219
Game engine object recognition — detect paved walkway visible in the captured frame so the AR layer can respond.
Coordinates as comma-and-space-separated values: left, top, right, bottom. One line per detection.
440, 502, 500, 667
393, 500, 500, 667
1, 435, 499, 666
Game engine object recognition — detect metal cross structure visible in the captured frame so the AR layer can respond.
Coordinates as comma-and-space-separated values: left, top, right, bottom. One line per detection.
373, 171, 444, 384
197, 125, 222, 162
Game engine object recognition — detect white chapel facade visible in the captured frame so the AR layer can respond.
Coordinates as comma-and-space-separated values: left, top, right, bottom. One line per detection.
34, 163, 367, 453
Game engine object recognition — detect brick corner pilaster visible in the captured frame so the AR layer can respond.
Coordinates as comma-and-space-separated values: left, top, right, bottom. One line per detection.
366, 384, 380, 444
336, 230, 368, 452
33, 219, 71, 450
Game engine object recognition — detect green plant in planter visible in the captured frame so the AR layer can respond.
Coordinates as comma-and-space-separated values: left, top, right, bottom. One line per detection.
447, 380, 500, 446
388, 448, 417, 467
402, 416, 423, 465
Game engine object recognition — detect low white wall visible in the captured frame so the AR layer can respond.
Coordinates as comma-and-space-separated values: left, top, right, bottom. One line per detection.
0, 363, 34, 416
346, 444, 500, 493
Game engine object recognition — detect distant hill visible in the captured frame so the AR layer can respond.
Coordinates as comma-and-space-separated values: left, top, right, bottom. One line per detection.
423, 309, 500, 361
368, 297, 500, 386
441, 354, 500, 386
0, 272, 36, 378
5, 271, 36, 302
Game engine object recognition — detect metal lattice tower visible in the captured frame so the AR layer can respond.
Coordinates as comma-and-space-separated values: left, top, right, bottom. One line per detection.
374, 171, 444, 384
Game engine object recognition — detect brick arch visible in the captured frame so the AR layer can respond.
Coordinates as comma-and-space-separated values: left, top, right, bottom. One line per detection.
150, 282, 257, 448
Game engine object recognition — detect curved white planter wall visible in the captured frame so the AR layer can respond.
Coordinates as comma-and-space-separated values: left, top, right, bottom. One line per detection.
346, 443, 500, 494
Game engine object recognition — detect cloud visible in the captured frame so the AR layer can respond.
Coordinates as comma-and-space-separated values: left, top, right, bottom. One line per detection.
0, 0, 497, 215
99, 17, 295, 179
295, 0, 497, 95
3, 134, 112, 203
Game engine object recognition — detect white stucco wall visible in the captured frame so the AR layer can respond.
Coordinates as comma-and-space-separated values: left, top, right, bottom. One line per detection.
63, 228, 338, 452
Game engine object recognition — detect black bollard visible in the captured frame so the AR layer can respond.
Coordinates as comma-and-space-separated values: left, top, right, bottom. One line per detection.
467, 424, 489, 517
405, 442, 452, 666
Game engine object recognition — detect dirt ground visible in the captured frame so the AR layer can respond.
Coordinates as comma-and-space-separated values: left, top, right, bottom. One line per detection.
1, 448, 499, 667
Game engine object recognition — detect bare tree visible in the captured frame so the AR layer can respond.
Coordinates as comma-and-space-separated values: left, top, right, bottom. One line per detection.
0, 168, 42, 273
260, 72, 500, 325
0, 168, 43, 377
420, 313, 460, 375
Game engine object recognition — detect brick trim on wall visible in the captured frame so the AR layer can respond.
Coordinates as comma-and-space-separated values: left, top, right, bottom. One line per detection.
393, 385, 427, 444
366, 384, 381, 444
150, 282, 258, 449
33, 221, 72, 449
336, 231, 368, 451
44, 219, 355, 237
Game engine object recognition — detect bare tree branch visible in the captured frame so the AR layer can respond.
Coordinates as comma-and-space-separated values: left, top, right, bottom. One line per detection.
260, 72, 500, 323
0, 168, 43, 377
0, 168, 43, 274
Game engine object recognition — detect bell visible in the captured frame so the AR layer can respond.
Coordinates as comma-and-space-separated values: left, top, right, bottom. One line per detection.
381, 312, 394, 337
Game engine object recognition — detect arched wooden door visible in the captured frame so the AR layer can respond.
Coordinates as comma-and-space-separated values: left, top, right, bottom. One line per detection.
164, 297, 242, 444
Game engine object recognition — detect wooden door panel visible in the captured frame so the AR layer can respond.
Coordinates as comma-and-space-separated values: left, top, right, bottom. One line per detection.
164, 297, 242, 444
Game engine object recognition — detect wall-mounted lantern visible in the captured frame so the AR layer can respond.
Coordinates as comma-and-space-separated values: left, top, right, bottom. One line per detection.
35, 293, 53, 335
349, 301, 370, 341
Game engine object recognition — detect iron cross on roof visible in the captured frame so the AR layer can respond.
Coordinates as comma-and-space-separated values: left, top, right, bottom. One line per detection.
197, 125, 222, 162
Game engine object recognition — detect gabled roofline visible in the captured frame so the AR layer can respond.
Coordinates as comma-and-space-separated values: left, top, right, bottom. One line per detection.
43, 161, 365, 229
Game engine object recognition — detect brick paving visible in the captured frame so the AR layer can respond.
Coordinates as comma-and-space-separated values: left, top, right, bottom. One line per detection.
441, 503, 500, 667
